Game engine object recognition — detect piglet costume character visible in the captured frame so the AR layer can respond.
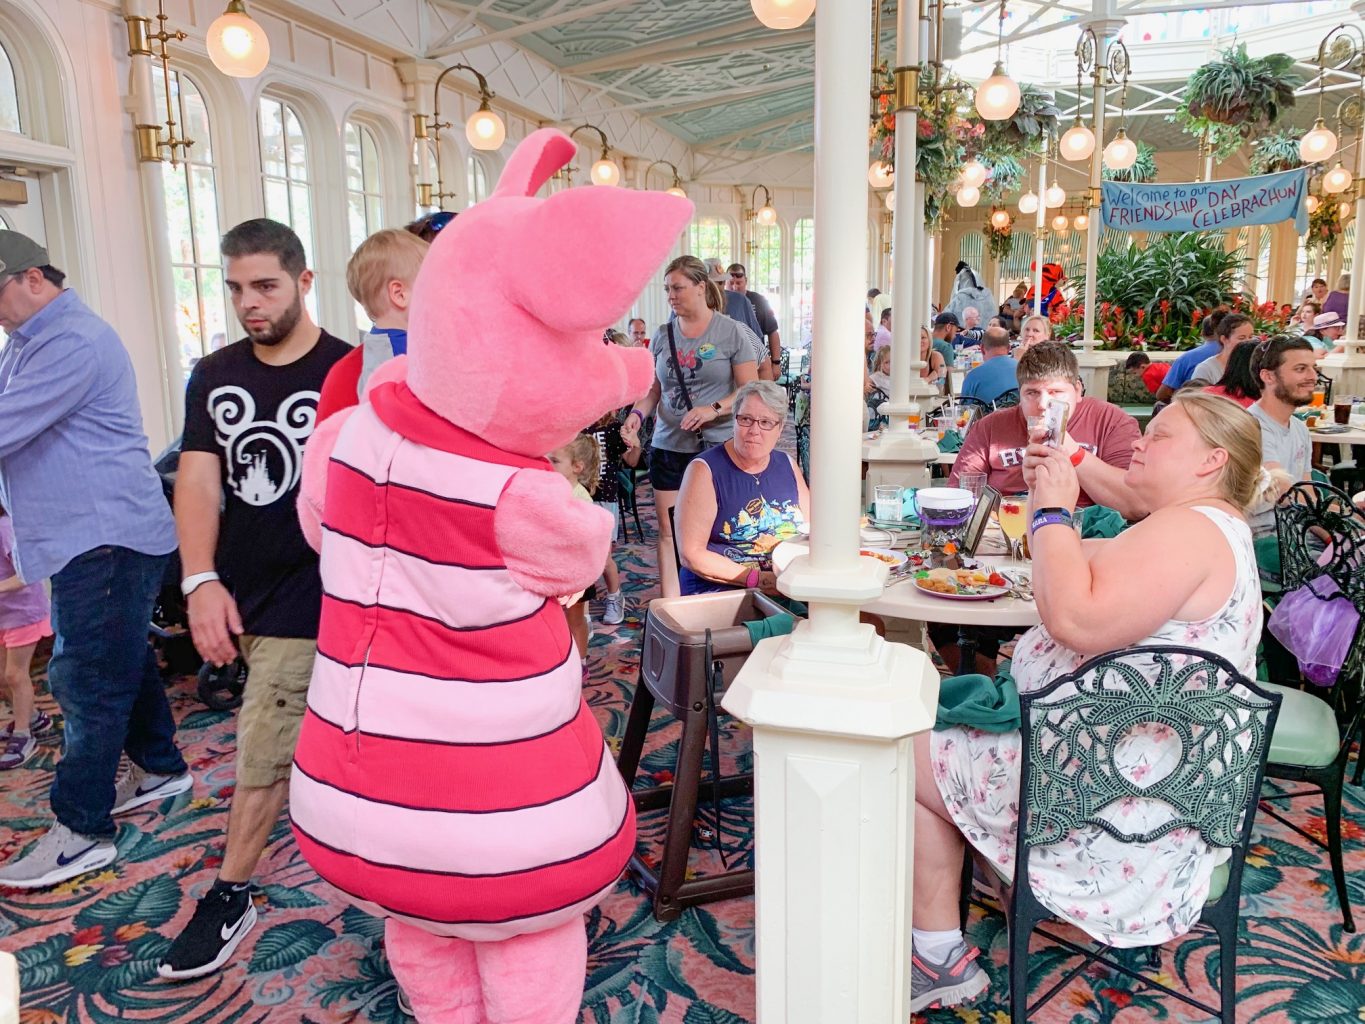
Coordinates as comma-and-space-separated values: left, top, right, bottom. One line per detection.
290, 128, 692, 1023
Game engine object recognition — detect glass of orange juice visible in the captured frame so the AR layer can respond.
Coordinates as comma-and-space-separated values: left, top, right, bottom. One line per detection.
1312, 388, 1326, 408
908, 411, 922, 430
997, 494, 1029, 562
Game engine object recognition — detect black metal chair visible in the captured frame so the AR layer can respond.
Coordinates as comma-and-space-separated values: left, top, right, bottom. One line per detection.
993, 388, 1021, 410
616, 465, 646, 544
965, 646, 1280, 1024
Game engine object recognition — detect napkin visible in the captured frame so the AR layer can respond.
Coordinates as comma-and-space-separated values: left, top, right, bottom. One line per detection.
934, 660, 1019, 732
1079, 504, 1128, 539
938, 430, 964, 453
743, 612, 797, 646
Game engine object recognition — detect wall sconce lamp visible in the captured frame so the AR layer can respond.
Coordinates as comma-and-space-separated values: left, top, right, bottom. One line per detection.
646, 160, 687, 198
569, 124, 621, 186
206, 0, 270, 78
749, 184, 778, 225
413, 63, 506, 209
125, 0, 193, 165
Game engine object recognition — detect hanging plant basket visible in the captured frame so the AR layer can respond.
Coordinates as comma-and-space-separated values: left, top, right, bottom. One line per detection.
1304, 199, 1345, 256
1171, 44, 1302, 159
983, 222, 1013, 260
1248, 130, 1310, 175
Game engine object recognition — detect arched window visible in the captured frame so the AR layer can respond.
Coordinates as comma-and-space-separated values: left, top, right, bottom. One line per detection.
258, 95, 317, 316
750, 221, 782, 327
792, 217, 815, 345
687, 217, 732, 263
467, 154, 489, 205
344, 121, 383, 249
0, 40, 19, 134
156, 69, 227, 380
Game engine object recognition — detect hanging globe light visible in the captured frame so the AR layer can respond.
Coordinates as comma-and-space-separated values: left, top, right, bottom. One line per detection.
868, 160, 895, 189
206, 0, 271, 78
465, 103, 506, 152
1051, 213, 1069, 232
1103, 128, 1138, 171
666, 185, 687, 199
750, 0, 815, 29
1306, 194, 1321, 213
1299, 118, 1339, 164
884, 190, 896, 211
975, 63, 1021, 121
990, 207, 1011, 229
1340, 201, 1353, 220
1323, 162, 1353, 195
1059, 121, 1096, 162
591, 156, 621, 187
1044, 181, 1066, 208
957, 184, 981, 208
1073, 211, 1090, 230
960, 157, 988, 189
1018, 190, 1039, 214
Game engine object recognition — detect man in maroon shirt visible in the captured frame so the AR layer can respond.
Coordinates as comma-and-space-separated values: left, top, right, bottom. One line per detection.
950, 342, 1145, 519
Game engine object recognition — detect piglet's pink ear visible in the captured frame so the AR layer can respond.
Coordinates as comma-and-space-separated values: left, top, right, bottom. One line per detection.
492, 129, 578, 200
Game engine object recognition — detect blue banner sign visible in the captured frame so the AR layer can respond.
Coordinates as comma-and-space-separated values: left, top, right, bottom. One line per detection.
1101, 168, 1309, 235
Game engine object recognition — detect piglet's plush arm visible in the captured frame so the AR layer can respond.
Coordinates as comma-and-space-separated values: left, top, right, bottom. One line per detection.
298, 408, 355, 553
496, 469, 614, 597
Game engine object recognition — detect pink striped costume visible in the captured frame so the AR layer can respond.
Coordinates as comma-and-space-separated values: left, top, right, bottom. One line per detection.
290, 379, 636, 942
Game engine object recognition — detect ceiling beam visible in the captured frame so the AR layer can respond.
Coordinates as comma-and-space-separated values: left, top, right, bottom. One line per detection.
567, 25, 813, 76
426, 0, 532, 25
574, 76, 811, 117
426, 0, 512, 54
427, 0, 639, 58
698, 110, 813, 148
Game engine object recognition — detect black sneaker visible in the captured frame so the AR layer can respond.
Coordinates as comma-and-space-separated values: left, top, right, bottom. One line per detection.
158, 884, 258, 980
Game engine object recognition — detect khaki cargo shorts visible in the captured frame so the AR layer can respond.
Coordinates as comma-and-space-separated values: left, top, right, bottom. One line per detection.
236, 635, 317, 789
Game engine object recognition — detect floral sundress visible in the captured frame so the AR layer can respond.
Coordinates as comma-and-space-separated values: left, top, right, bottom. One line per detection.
930, 506, 1262, 947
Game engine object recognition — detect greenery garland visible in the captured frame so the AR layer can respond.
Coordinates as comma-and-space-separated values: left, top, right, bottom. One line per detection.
1304, 200, 1345, 256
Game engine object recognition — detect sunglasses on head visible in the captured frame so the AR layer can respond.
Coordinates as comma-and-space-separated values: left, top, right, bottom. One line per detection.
427, 211, 456, 233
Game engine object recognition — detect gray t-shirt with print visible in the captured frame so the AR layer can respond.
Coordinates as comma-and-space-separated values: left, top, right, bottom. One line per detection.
1248, 401, 1311, 536
651, 314, 758, 452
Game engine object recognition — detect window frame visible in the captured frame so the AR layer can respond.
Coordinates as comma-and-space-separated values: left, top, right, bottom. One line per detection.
258, 93, 318, 317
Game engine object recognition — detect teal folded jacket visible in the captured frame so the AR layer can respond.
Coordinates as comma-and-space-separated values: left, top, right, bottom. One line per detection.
935, 662, 1020, 732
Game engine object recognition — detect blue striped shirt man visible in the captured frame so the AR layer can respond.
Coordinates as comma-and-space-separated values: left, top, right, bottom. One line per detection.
0, 289, 176, 582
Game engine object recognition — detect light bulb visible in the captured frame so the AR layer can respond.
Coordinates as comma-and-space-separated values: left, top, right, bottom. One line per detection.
960, 157, 988, 189
757, 204, 778, 225
990, 208, 1011, 229
1323, 162, 1353, 195
465, 106, 505, 151
591, 157, 621, 187
884, 190, 896, 211
1340, 202, 1353, 220
1073, 212, 1089, 230
1044, 182, 1066, 208
206, 2, 270, 78
1299, 118, 1338, 164
750, 0, 815, 30
975, 63, 1021, 121
1306, 194, 1320, 213
957, 184, 981, 208
868, 160, 895, 189
666, 185, 687, 198
1103, 129, 1138, 171
1059, 122, 1096, 162
1051, 214, 1069, 232
1018, 190, 1039, 214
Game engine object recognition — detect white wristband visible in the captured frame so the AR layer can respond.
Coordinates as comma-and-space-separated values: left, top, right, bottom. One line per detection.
180, 571, 220, 597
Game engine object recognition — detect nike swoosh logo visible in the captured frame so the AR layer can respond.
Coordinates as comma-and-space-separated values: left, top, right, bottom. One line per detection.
221, 913, 248, 942
56, 843, 98, 867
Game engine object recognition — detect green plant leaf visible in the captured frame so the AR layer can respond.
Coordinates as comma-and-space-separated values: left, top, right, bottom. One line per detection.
76, 875, 183, 930
247, 919, 336, 973
257, 883, 328, 909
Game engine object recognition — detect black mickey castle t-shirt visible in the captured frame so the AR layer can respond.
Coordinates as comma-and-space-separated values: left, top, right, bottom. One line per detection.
182, 332, 350, 638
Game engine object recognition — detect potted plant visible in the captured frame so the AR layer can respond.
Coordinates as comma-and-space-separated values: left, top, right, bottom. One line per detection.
1172, 44, 1301, 159
1304, 199, 1345, 256
1249, 130, 1309, 175
983, 84, 1060, 151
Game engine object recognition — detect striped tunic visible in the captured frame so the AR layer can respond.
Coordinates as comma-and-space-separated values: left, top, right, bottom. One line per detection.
290, 380, 635, 941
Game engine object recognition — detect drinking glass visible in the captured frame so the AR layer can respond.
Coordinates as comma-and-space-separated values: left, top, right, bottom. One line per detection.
874, 485, 903, 523
907, 411, 923, 430
958, 472, 987, 501
933, 416, 950, 441
1335, 400, 1352, 425
1312, 389, 1326, 408
997, 494, 1029, 562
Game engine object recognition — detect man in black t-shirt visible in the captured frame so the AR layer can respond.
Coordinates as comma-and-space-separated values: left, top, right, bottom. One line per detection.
165, 219, 349, 980
726, 263, 782, 376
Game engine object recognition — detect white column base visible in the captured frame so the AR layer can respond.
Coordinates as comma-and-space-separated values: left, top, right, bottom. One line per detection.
1074, 346, 1117, 401
1319, 346, 1365, 399
722, 631, 940, 1024
862, 420, 939, 506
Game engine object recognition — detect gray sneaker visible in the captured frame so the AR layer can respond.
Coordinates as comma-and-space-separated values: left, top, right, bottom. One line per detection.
0, 822, 117, 889
602, 591, 626, 625
112, 764, 194, 815
909, 941, 989, 1013
0, 732, 35, 770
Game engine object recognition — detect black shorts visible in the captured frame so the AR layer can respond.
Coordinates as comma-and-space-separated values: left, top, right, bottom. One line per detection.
649, 446, 702, 492
927, 622, 1017, 661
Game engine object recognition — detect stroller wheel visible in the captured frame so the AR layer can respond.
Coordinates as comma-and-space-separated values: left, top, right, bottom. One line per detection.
197, 659, 247, 711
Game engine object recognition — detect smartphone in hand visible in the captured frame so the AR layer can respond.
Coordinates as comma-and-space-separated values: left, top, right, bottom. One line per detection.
1040, 401, 1070, 448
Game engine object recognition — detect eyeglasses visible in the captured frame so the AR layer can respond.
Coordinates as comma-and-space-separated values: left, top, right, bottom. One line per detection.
735, 414, 781, 431
728, 272, 746, 280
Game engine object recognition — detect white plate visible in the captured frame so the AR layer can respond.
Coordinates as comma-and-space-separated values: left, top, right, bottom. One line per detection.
914, 579, 1011, 601
859, 547, 908, 569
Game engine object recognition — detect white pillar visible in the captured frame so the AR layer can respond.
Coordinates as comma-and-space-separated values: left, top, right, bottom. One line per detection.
1033, 144, 1046, 313
1320, 120, 1365, 396
722, 0, 941, 1019
866, 0, 940, 486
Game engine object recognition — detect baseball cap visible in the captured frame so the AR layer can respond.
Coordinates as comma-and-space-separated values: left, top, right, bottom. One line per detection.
1314, 311, 1346, 330
933, 311, 961, 328
703, 258, 727, 283
0, 231, 49, 277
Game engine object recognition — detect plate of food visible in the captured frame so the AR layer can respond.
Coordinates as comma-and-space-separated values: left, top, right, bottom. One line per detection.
912, 566, 1010, 600
860, 547, 908, 569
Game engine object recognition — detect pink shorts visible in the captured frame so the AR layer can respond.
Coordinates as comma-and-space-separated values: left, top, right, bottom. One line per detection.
0, 618, 52, 649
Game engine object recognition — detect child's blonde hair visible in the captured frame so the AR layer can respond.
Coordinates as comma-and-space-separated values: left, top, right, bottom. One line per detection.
559, 435, 601, 495
346, 228, 430, 320
607, 330, 628, 346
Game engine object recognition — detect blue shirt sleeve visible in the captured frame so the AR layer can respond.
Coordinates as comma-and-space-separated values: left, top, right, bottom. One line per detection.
0, 331, 98, 459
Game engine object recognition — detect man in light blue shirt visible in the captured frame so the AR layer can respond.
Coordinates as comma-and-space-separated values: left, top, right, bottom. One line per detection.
960, 326, 1018, 404
0, 231, 188, 890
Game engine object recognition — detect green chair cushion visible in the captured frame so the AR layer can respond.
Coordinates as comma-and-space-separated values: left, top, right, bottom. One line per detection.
1261, 681, 1340, 768
1206, 861, 1228, 904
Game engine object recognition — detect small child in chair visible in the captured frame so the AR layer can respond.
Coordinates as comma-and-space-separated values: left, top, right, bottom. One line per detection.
0, 505, 54, 770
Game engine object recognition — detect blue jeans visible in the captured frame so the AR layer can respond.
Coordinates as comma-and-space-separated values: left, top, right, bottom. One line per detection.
47, 545, 186, 839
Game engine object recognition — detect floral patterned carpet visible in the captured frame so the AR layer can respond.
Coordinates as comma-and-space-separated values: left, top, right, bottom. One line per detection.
3, 484, 1365, 1023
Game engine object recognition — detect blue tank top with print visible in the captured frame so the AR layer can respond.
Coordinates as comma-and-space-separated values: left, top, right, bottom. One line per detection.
679, 445, 803, 595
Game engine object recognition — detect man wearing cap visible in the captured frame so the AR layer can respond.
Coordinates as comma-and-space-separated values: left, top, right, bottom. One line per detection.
725, 263, 783, 371
700, 258, 768, 376
931, 312, 959, 368
0, 231, 189, 889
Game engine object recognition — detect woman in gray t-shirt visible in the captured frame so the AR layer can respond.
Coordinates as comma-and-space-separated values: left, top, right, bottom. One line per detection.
621, 255, 758, 596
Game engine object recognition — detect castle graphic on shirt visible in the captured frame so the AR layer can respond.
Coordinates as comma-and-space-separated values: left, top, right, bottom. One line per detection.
207, 385, 320, 506
717, 496, 802, 566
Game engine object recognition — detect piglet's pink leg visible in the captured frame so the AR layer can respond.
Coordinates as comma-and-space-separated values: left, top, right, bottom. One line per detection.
475, 918, 588, 1024
385, 919, 486, 1024
495, 469, 614, 598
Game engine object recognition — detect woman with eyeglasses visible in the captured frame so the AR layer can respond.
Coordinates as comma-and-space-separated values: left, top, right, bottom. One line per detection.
621, 255, 759, 596
673, 380, 808, 596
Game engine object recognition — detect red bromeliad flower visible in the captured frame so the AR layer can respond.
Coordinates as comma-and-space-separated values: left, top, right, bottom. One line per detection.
1159, 298, 1171, 314
1136, 308, 1146, 325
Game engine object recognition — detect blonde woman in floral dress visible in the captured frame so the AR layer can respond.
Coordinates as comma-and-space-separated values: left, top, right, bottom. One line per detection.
908, 391, 1267, 1012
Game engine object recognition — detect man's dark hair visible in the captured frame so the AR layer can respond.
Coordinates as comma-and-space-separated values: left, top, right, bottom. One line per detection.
38, 265, 65, 289
1216, 312, 1253, 341
726, 263, 746, 275
1250, 333, 1314, 379
879, 307, 892, 324
1312, 278, 1327, 288
867, 288, 881, 300
1124, 351, 1150, 370
628, 317, 646, 330
221, 218, 307, 278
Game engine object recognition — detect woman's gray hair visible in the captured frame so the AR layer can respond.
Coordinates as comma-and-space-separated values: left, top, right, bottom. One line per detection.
732, 380, 788, 422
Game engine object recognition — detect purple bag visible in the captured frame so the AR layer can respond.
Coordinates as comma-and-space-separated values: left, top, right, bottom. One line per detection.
1267, 575, 1360, 687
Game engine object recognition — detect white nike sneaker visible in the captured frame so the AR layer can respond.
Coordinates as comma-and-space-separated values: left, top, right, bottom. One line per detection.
0, 822, 117, 889
112, 764, 193, 815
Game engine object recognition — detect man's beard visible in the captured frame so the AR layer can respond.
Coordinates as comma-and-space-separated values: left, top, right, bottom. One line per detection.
1272, 377, 1313, 407
243, 294, 303, 347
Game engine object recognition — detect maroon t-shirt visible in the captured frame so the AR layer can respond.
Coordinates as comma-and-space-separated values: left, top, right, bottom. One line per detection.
948, 398, 1141, 507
